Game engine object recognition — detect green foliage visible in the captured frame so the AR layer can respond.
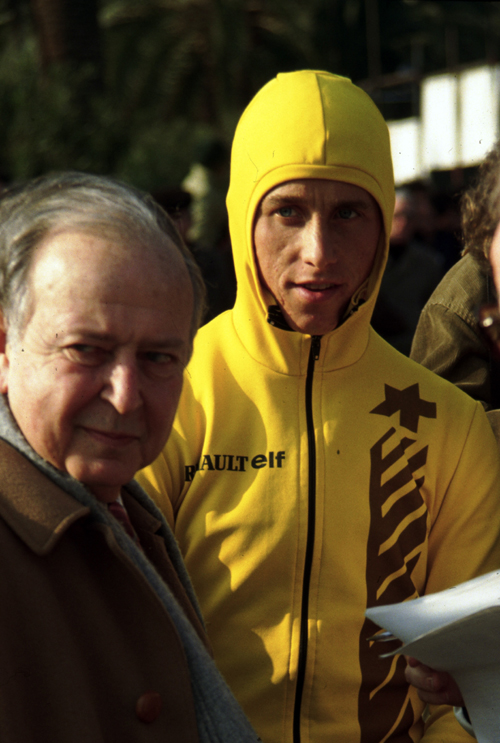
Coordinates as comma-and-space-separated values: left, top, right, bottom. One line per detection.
0, 0, 500, 191
0, 1, 218, 187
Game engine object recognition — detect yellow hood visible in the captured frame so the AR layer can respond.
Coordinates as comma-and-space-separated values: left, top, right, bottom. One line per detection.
227, 70, 395, 372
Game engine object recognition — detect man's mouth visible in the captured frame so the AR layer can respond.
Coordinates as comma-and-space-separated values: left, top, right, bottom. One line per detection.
301, 283, 337, 292
83, 428, 139, 446
296, 281, 341, 295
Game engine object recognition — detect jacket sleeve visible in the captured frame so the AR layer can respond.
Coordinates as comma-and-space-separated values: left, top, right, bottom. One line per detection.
422, 704, 476, 742
454, 708, 475, 738
425, 401, 500, 595
410, 300, 494, 411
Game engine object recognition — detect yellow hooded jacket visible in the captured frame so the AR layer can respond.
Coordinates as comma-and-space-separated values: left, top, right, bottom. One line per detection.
139, 71, 500, 743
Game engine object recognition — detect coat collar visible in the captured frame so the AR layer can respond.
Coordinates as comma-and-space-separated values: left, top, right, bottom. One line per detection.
0, 438, 90, 556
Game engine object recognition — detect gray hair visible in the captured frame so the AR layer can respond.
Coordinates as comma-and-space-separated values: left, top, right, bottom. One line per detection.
0, 171, 206, 347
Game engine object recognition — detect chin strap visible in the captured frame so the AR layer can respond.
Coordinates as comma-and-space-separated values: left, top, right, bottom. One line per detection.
266, 292, 366, 332
342, 278, 369, 322
266, 305, 294, 331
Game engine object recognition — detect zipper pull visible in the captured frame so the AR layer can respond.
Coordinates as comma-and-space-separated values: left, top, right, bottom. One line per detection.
311, 335, 321, 361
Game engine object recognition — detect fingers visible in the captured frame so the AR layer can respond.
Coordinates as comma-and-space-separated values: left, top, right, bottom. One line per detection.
404, 658, 465, 707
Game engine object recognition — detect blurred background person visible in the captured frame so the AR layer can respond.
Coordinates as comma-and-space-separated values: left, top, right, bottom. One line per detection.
153, 182, 236, 323
372, 185, 444, 355
430, 190, 463, 272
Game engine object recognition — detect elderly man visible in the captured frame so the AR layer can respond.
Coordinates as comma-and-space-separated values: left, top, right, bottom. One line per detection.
0, 172, 258, 743
138, 71, 500, 742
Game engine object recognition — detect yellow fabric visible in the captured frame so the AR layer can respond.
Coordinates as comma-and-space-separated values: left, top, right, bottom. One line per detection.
138, 71, 496, 743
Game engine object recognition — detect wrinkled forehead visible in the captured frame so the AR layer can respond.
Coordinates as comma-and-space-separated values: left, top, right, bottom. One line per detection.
30, 224, 185, 274
22, 227, 191, 322
257, 178, 381, 208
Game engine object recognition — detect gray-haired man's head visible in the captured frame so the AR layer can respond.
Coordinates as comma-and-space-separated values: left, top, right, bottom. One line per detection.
0, 171, 205, 345
0, 171, 206, 501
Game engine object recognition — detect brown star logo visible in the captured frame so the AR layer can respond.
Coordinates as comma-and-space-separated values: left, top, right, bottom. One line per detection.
370, 384, 436, 433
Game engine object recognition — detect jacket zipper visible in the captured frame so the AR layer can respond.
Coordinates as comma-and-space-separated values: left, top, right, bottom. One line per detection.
293, 334, 321, 743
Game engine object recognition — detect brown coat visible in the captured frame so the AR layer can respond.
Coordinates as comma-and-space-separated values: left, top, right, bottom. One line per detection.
0, 438, 209, 743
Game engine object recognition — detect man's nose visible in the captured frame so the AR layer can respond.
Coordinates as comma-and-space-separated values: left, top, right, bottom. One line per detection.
101, 359, 142, 414
301, 218, 337, 268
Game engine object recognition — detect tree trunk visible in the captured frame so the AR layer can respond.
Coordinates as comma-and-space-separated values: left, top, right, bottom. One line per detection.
29, 0, 102, 75
29, 0, 66, 67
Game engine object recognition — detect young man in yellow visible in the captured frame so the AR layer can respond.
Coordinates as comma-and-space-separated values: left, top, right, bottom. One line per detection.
138, 71, 500, 742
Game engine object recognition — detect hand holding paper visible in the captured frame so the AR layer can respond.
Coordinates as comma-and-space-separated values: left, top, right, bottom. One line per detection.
365, 570, 500, 743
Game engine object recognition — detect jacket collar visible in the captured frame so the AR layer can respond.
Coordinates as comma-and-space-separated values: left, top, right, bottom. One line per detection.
229, 289, 372, 376
0, 438, 89, 556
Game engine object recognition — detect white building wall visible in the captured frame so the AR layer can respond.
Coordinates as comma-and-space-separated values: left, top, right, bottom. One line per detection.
388, 64, 500, 185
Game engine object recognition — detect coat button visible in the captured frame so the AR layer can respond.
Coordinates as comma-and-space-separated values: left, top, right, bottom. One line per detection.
136, 691, 162, 723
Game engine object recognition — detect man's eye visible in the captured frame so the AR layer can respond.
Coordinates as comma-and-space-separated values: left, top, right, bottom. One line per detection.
141, 351, 181, 376
65, 344, 104, 365
276, 206, 296, 218
338, 208, 357, 219
144, 351, 173, 364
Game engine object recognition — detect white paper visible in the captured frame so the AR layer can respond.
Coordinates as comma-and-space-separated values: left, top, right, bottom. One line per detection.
365, 570, 500, 743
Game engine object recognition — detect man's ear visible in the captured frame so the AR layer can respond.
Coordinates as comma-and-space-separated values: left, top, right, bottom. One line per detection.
0, 313, 10, 394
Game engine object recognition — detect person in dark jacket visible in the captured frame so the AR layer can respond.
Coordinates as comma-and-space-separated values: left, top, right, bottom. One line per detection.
411, 142, 500, 441
0, 172, 258, 743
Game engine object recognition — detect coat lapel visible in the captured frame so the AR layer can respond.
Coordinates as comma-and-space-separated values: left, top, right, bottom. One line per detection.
0, 439, 89, 556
